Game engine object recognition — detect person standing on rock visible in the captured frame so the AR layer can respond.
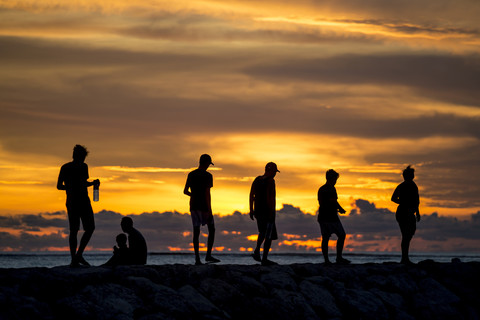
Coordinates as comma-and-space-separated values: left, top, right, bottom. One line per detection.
57, 144, 100, 267
121, 217, 148, 265
391, 165, 421, 264
249, 162, 280, 266
184, 154, 220, 265
317, 169, 350, 265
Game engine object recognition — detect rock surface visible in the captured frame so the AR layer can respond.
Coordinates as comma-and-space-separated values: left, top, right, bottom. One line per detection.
0, 261, 479, 319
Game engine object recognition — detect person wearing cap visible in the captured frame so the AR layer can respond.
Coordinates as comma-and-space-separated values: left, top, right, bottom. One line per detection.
249, 162, 280, 266
184, 154, 220, 265
317, 169, 350, 265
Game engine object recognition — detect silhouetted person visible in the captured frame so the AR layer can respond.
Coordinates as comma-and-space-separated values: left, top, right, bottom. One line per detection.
391, 165, 420, 264
317, 169, 350, 265
121, 217, 147, 265
104, 233, 131, 266
184, 154, 220, 265
57, 144, 100, 267
249, 162, 280, 266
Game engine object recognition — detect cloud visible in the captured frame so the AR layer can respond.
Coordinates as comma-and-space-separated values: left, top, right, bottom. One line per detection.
2, 200, 480, 252
245, 53, 480, 108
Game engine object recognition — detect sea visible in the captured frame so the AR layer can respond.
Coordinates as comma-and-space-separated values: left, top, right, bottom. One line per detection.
1, 252, 479, 269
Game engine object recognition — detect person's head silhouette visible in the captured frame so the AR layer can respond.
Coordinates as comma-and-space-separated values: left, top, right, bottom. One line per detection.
199, 154, 214, 168
265, 162, 280, 178
403, 165, 415, 181
326, 169, 339, 185
72, 144, 88, 163
121, 217, 134, 233
116, 233, 128, 248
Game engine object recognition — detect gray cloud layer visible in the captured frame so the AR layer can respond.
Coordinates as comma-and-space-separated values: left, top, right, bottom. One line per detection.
1, 200, 479, 252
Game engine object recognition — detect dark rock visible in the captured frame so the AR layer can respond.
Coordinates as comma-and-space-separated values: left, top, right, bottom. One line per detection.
1, 262, 479, 320
413, 278, 462, 319
334, 287, 389, 320
178, 285, 228, 319
271, 289, 319, 320
197, 277, 244, 316
259, 271, 298, 291
386, 273, 419, 295
299, 280, 342, 318
125, 276, 190, 317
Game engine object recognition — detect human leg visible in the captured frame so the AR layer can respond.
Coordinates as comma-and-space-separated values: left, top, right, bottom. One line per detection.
261, 238, 273, 265
261, 222, 277, 266
321, 235, 330, 263
253, 232, 265, 261
75, 208, 95, 266
254, 216, 267, 261
75, 228, 94, 266
193, 226, 201, 264
334, 223, 350, 264
205, 223, 220, 263
400, 233, 413, 263
69, 230, 78, 265
319, 222, 332, 264
397, 214, 416, 264
67, 205, 80, 266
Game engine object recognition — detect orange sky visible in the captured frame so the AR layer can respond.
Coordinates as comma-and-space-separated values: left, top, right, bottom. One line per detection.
1, 0, 480, 251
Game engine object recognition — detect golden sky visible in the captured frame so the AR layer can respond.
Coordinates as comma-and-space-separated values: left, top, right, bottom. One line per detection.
1, 0, 480, 251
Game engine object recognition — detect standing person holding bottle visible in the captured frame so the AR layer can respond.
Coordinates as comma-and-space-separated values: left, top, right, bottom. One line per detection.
57, 144, 100, 267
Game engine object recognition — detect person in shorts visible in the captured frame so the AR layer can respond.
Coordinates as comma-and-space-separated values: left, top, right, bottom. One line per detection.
391, 165, 420, 264
249, 162, 280, 266
184, 154, 220, 265
317, 169, 350, 265
57, 144, 100, 267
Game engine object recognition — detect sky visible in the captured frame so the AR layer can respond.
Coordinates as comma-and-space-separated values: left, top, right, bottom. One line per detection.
1, 0, 480, 252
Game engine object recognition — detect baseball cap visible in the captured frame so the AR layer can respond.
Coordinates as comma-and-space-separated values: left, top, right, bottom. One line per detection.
265, 162, 280, 172
200, 154, 214, 166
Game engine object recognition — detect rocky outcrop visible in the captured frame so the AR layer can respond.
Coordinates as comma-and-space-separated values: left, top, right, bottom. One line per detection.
0, 260, 479, 319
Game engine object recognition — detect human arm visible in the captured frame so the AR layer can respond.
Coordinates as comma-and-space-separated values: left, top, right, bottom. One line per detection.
249, 182, 255, 220
86, 179, 100, 187
85, 164, 99, 188
183, 176, 191, 196
56, 168, 66, 190
337, 202, 346, 214
391, 185, 401, 204
206, 187, 212, 214
267, 179, 276, 218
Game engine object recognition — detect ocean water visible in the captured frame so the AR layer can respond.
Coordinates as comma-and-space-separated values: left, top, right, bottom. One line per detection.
1, 252, 479, 269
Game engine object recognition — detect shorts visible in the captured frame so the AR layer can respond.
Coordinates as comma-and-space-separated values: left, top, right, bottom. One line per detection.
396, 212, 416, 237
255, 214, 278, 240
191, 210, 214, 227
67, 199, 95, 232
319, 221, 346, 238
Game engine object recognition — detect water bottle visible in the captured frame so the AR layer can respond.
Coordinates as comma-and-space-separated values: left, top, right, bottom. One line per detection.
93, 184, 99, 202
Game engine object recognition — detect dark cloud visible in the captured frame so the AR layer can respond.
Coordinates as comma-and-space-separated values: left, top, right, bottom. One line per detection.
2, 201, 480, 252
0, 213, 65, 229
245, 53, 480, 107
346, 199, 480, 242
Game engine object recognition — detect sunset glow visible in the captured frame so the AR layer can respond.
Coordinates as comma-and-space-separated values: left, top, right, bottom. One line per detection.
1, 0, 480, 253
